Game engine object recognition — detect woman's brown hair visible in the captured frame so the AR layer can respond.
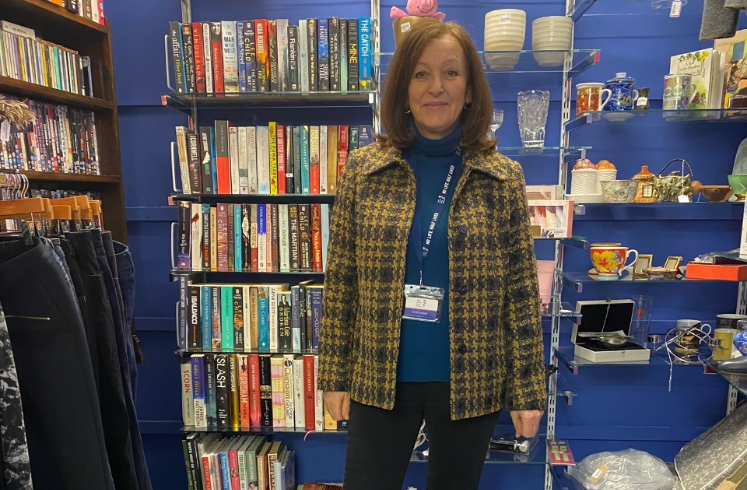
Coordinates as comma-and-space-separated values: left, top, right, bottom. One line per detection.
377, 20, 495, 152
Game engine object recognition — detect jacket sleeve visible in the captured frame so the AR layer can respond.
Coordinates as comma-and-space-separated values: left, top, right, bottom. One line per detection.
317, 150, 360, 392
502, 163, 547, 411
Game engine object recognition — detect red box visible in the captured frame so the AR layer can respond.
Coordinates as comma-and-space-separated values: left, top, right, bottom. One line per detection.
685, 262, 747, 281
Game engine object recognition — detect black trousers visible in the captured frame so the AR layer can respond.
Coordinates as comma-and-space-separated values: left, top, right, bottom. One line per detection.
0, 237, 113, 489
344, 382, 500, 490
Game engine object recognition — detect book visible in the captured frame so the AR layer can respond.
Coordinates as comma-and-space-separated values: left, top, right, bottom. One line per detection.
288, 25, 300, 91
256, 126, 270, 194
259, 355, 273, 426
292, 126, 302, 194
258, 287, 270, 350
198, 127, 214, 193
188, 286, 201, 349
298, 203, 312, 271
210, 22, 225, 94
221, 21, 239, 93
303, 355, 315, 430
329, 18, 340, 91
201, 287, 212, 351
237, 354, 250, 428
215, 354, 230, 429
217, 203, 229, 271
270, 204, 280, 272
168, 22, 186, 94
215, 120, 231, 194
277, 124, 286, 194
238, 126, 249, 194
317, 19, 330, 91
311, 204, 323, 272
244, 20, 258, 92
298, 19, 309, 92
270, 355, 285, 427
255, 20, 269, 91
192, 355, 208, 428
307, 19, 318, 91
228, 353, 240, 430
669, 49, 725, 110
234, 205, 243, 272
308, 285, 324, 350
319, 126, 328, 194
248, 354, 262, 427
268, 20, 279, 92
233, 287, 245, 350
202, 22, 214, 95
181, 360, 194, 426
358, 17, 371, 90
278, 204, 290, 272
177, 201, 191, 269
237, 21, 247, 93
182, 23, 196, 94
309, 126, 320, 194
277, 290, 293, 352
321, 204, 330, 271
178, 276, 188, 349
340, 17, 349, 92
292, 357, 305, 428
176, 126, 191, 194
327, 125, 338, 193
347, 19, 358, 91
277, 19, 290, 92
269, 121, 278, 194
300, 125, 310, 194
204, 353, 217, 428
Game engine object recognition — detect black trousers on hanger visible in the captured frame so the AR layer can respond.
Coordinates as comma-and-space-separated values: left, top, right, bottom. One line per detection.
344, 382, 500, 490
0, 237, 114, 490
64, 231, 139, 490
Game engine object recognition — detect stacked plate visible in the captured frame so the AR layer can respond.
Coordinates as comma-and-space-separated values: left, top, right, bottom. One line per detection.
532, 16, 572, 67
484, 9, 526, 71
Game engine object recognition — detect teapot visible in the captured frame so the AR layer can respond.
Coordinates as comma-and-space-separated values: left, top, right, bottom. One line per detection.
604, 72, 639, 112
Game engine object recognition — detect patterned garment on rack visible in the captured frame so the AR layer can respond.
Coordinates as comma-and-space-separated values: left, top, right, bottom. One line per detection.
0, 301, 33, 490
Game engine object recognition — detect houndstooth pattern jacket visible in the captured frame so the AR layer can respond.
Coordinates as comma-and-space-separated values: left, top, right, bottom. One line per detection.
317, 142, 546, 420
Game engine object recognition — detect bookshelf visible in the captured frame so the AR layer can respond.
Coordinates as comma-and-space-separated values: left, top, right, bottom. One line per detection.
0, 0, 127, 241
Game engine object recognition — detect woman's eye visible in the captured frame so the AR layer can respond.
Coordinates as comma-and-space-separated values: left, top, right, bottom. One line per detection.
446, 69, 459, 77
414, 71, 428, 79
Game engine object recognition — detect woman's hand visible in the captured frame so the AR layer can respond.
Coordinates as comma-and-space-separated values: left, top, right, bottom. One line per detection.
510, 410, 543, 438
323, 391, 351, 421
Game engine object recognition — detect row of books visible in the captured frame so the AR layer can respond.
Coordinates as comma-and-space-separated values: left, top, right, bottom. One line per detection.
0, 21, 94, 97
0, 95, 100, 174
176, 202, 330, 274
182, 433, 295, 490
176, 280, 324, 353
176, 123, 372, 196
30, 188, 100, 200
168, 18, 372, 95
47, 0, 106, 26
181, 353, 342, 432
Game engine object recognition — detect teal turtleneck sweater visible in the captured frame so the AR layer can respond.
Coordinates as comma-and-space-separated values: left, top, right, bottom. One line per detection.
397, 124, 463, 382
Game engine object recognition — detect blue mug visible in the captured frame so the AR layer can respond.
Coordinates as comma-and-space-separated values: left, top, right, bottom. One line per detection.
604, 72, 639, 111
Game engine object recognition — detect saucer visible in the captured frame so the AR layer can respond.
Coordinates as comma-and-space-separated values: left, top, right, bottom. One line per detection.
602, 112, 635, 122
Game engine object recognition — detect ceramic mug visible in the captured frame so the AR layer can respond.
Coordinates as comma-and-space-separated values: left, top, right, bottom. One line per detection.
589, 245, 638, 279
663, 74, 692, 110
716, 313, 747, 330
713, 328, 738, 360
576, 83, 612, 115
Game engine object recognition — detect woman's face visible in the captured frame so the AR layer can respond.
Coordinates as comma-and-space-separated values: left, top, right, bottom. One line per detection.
407, 34, 470, 140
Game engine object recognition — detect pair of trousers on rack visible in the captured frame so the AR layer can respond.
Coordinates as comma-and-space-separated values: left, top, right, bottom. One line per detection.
64, 230, 152, 490
0, 236, 114, 489
114, 240, 140, 401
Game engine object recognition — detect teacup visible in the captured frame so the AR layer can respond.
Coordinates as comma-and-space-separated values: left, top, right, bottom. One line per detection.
590, 245, 638, 280
576, 83, 612, 115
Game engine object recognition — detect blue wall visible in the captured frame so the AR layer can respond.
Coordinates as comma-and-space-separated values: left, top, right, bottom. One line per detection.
107, 0, 747, 488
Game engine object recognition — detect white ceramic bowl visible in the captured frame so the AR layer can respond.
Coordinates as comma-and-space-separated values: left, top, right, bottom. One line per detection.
533, 16, 573, 26
485, 9, 526, 20
485, 52, 520, 71
532, 51, 566, 67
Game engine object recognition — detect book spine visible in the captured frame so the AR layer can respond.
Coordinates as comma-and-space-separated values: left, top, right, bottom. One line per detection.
285, 126, 294, 192
244, 21, 257, 92
227, 204, 235, 270
233, 286, 244, 350
347, 20, 358, 91
176, 126, 191, 194
257, 204, 267, 272
276, 124, 286, 194
238, 354, 250, 428
292, 126, 302, 194
317, 19, 329, 91
290, 286, 301, 351
254, 20, 269, 92
258, 288, 269, 351
215, 120, 231, 194
358, 17, 371, 90
271, 355, 285, 427
221, 21, 239, 93
279, 204, 290, 272
277, 291, 292, 352
181, 360, 194, 426
209, 22, 224, 94
169, 21, 186, 94
298, 20, 309, 92
276, 19, 289, 92
337, 125, 349, 178
283, 355, 295, 428
187, 131, 202, 195
329, 18, 340, 91
307, 19, 317, 91
268, 284, 279, 351
182, 24, 196, 93
349, 125, 359, 151
298, 204, 312, 272
259, 355, 273, 426
188, 285, 201, 350
242, 204, 251, 271
268, 20, 279, 92
229, 126, 240, 195
217, 203, 229, 271
340, 17, 348, 92
202, 23, 214, 95
211, 287, 221, 350
177, 201, 191, 269
234, 204, 243, 272
256, 126, 270, 194
248, 354, 261, 426
236, 21, 247, 93
270, 204, 280, 273
358, 124, 373, 147
192, 355, 207, 428
201, 287, 212, 351
229, 353, 240, 430
198, 127, 214, 193
310, 287, 323, 350
204, 353, 217, 428
268, 121, 278, 194
178, 275, 188, 349
327, 125, 338, 194
215, 354, 230, 429
288, 25, 299, 91
319, 125, 328, 194
300, 125, 310, 194
309, 126, 320, 194
182, 438, 197, 490
219, 451, 230, 490
228, 447, 241, 490
221, 286, 234, 351
311, 204, 323, 272
192, 23, 206, 93
304, 287, 313, 351
303, 355, 315, 430
314, 355, 324, 431
237, 126, 249, 195
292, 358, 305, 429
250, 204, 259, 271
247, 126, 258, 193
288, 204, 300, 272
321, 204, 330, 271
201, 204, 211, 270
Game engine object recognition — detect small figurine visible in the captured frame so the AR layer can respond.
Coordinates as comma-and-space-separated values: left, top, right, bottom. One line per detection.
390, 0, 446, 21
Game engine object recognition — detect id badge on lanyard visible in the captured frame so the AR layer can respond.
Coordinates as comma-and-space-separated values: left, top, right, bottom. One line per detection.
402, 154, 459, 323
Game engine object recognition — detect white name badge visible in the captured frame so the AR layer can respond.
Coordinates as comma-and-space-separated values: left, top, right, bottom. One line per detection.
402, 284, 444, 323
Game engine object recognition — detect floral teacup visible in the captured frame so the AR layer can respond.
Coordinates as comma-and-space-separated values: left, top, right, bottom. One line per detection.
590, 245, 638, 280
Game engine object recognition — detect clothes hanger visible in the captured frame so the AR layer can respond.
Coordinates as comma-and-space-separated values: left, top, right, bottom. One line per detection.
89, 200, 103, 229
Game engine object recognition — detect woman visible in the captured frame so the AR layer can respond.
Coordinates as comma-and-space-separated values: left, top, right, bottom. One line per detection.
318, 19, 545, 490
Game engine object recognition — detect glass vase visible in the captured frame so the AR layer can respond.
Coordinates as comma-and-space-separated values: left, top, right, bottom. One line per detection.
517, 90, 550, 148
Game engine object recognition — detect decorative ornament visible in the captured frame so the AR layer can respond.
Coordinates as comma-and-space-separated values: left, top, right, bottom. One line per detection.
390, 0, 446, 21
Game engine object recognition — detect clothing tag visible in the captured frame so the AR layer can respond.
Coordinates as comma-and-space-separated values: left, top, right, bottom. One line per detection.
670, 0, 682, 18
0, 121, 10, 142
402, 284, 444, 323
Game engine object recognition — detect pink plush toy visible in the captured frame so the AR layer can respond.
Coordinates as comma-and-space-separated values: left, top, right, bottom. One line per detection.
390, 0, 446, 21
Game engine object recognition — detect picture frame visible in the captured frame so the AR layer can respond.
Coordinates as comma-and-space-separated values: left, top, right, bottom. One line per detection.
527, 200, 574, 238
634, 254, 653, 278
664, 256, 683, 271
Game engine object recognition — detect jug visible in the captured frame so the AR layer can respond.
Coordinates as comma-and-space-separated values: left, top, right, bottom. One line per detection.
604, 72, 639, 111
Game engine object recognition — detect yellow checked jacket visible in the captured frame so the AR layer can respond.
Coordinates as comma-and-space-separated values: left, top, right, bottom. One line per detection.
317, 142, 546, 420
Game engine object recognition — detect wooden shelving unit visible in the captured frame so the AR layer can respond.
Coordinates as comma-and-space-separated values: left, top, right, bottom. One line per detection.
0, 0, 127, 241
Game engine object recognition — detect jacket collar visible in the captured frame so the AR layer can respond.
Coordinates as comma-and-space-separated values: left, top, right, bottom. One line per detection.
360, 144, 511, 181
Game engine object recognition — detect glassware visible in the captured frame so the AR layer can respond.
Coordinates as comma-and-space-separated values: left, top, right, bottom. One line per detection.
629, 295, 652, 347
517, 90, 550, 148
490, 109, 504, 139
651, 0, 688, 9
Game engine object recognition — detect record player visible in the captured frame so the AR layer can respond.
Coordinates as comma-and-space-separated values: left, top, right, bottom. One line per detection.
572, 299, 651, 363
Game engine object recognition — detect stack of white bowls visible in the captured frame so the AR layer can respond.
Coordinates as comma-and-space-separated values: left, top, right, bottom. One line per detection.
484, 9, 526, 71
532, 16, 572, 67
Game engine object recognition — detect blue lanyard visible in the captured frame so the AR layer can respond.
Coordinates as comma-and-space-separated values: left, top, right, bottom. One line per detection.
411, 151, 460, 286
